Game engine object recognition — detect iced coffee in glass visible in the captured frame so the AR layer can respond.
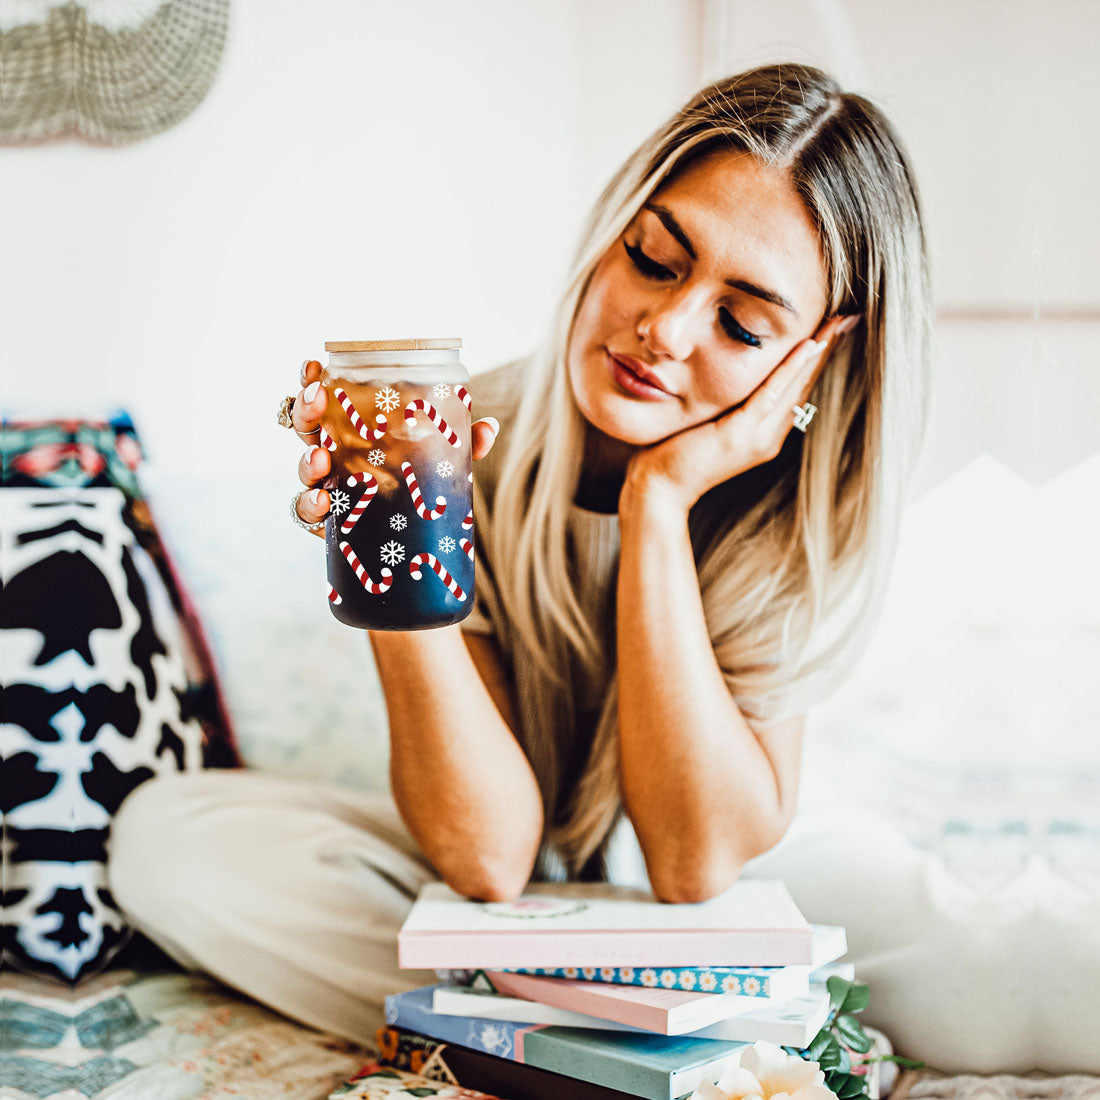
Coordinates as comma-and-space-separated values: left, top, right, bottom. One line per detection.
320, 338, 473, 630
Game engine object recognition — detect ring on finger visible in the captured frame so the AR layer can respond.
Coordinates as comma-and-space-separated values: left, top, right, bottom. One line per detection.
277, 394, 296, 429
289, 490, 327, 532
792, 402, 818, 432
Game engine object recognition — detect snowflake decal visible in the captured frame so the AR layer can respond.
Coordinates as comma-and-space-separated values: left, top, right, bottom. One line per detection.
375, 386, 401, 413
435, 459, 454, 478
327, 487, 350, 516
367, 448, 386, 466
432, 382, 452, 401
438, 535, 457, 555
389, 513, 407, 532
380, 541, 405, 567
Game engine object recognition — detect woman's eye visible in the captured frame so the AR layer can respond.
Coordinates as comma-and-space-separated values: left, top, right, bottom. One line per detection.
719, 307, 762, 348
624, 240, 675, 281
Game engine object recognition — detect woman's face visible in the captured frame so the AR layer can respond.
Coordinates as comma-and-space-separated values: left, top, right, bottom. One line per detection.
567, 151, 832, 450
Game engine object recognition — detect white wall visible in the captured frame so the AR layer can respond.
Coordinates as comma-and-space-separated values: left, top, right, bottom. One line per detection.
0, 0, 700, 481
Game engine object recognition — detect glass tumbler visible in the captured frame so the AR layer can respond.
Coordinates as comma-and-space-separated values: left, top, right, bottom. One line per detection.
320, 338, 473, 630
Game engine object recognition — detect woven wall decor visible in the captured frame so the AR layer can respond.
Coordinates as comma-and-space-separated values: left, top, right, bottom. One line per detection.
0, 0, 230, 145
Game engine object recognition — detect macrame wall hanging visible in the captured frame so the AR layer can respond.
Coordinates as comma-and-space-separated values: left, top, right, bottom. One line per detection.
0, 0, 230, 145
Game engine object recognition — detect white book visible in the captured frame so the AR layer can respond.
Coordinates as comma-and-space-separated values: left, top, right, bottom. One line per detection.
400, 880, 813, 970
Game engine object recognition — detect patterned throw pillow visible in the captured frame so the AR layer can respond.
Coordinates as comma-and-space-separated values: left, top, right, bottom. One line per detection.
0, 413, 239, 982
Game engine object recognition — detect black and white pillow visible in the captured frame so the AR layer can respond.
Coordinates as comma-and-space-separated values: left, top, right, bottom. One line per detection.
1, 415, 239, 982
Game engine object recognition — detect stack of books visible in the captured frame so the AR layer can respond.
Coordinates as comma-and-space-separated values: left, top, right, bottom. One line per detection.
353, 881, 858, 1100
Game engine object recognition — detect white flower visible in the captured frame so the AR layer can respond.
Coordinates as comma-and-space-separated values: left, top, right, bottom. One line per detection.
721, 975, 742, 994
690, 1041, 835, 1100
679, 970, 697, 990
660, 970, 677, 988
563, 967, 578, 979
600, 968, 616, 981
582, 967, 597, 979
700, 971, 718, 992
619, 967, 635, 983
744, 977, 762, 996
641, 969, 657, 986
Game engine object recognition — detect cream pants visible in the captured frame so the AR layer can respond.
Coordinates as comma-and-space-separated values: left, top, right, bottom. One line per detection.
108, 769, 1082, 1075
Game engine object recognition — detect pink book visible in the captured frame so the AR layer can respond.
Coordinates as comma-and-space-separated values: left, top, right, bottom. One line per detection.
397, 882, 812, 970
484, 970, 770, 1035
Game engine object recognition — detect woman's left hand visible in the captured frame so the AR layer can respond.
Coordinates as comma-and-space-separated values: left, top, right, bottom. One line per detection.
622, 313, 859, 514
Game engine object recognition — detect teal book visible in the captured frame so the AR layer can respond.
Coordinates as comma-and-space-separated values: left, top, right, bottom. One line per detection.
385, 985, 750, 1100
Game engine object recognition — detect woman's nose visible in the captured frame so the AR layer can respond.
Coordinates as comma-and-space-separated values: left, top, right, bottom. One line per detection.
637, 286, 709, 362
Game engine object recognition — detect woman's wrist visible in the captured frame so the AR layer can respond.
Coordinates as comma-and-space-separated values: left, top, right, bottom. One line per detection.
619, 458, 694, 528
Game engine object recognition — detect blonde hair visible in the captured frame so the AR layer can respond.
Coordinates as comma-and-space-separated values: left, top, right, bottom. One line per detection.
485, 63, 934, 873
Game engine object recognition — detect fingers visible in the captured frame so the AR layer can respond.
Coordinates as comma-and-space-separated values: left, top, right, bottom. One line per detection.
295, 486, 330, 539
293, 365, 326, 443
471, 417, 501, 462
300, 358, 323, 387
298, 443, 331, 487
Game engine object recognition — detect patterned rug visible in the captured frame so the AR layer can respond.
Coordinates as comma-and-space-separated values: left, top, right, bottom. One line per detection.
0, 967, 370, 1099
893, 1071, 1100, 1100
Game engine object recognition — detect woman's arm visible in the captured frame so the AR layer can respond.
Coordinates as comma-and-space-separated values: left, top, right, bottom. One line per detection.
289, 361, 540, 901
611, 324, 855, 903
615, 479, 803, 904
372, 628, 543, 902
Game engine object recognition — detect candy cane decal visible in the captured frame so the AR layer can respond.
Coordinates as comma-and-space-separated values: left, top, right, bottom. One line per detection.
319, 426, 337, 452
340, 472, 378, 535
404, 398, 461, 448
460, 538, 474, 561
461, 509, 473, 530
455, 385, 472, 412
327, 583, 342, 605
334, 386, 387, 441
400, 461, 447, 521
339, 541, 393, 594
409, 552, 467, 602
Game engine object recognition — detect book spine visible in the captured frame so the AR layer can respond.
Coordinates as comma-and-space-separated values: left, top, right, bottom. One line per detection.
376, 1030, 640, 1100
497, 964, 793, 998
385, 991, 540, 1062
398, 929, 813, 970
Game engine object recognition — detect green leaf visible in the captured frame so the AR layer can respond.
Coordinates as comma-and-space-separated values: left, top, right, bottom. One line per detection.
839, 982, 871, 1015
806, 1032, 834, 1060
818, 1044, 844, 1070
880, 1055, 927, 1069
836, 1013, 874, 1053
826, 976, 851, 1014
838, 1075, 869, 1098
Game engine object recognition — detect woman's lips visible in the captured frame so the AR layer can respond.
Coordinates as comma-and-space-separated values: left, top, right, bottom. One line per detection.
606, 350, 675, 400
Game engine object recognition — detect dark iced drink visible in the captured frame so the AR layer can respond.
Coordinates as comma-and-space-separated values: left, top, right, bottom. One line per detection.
320, 339, 474, 630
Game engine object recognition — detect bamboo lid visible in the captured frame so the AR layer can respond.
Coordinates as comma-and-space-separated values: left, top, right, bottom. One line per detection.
324, 338, 462, 352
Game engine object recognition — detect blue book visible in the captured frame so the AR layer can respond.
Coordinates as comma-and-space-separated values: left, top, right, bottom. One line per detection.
385, 985, 750, 1100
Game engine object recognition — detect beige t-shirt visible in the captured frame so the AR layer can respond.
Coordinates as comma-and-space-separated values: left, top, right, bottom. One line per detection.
459, 361, 649, 888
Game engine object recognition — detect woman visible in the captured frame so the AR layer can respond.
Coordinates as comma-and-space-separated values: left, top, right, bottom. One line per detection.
111, 63, 938, 1052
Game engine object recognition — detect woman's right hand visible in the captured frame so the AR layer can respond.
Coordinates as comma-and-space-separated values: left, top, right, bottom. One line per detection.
291, 359, 332, 539
291, 358, 501, 539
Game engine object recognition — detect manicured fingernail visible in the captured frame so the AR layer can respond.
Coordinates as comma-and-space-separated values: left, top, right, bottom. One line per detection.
308, 488, 324, 508
808, 338, 828, 354
300, 359, 310, 385
483, 417, 500, 435
304, 381, 320, 402
837, 316, 860, 334
305, 445, 320, 464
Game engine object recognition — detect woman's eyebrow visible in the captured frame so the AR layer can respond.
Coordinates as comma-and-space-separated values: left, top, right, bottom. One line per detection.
642, 201, 800, 319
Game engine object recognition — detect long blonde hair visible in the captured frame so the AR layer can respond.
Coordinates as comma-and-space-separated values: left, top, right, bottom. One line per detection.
486, 63, 934, 873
